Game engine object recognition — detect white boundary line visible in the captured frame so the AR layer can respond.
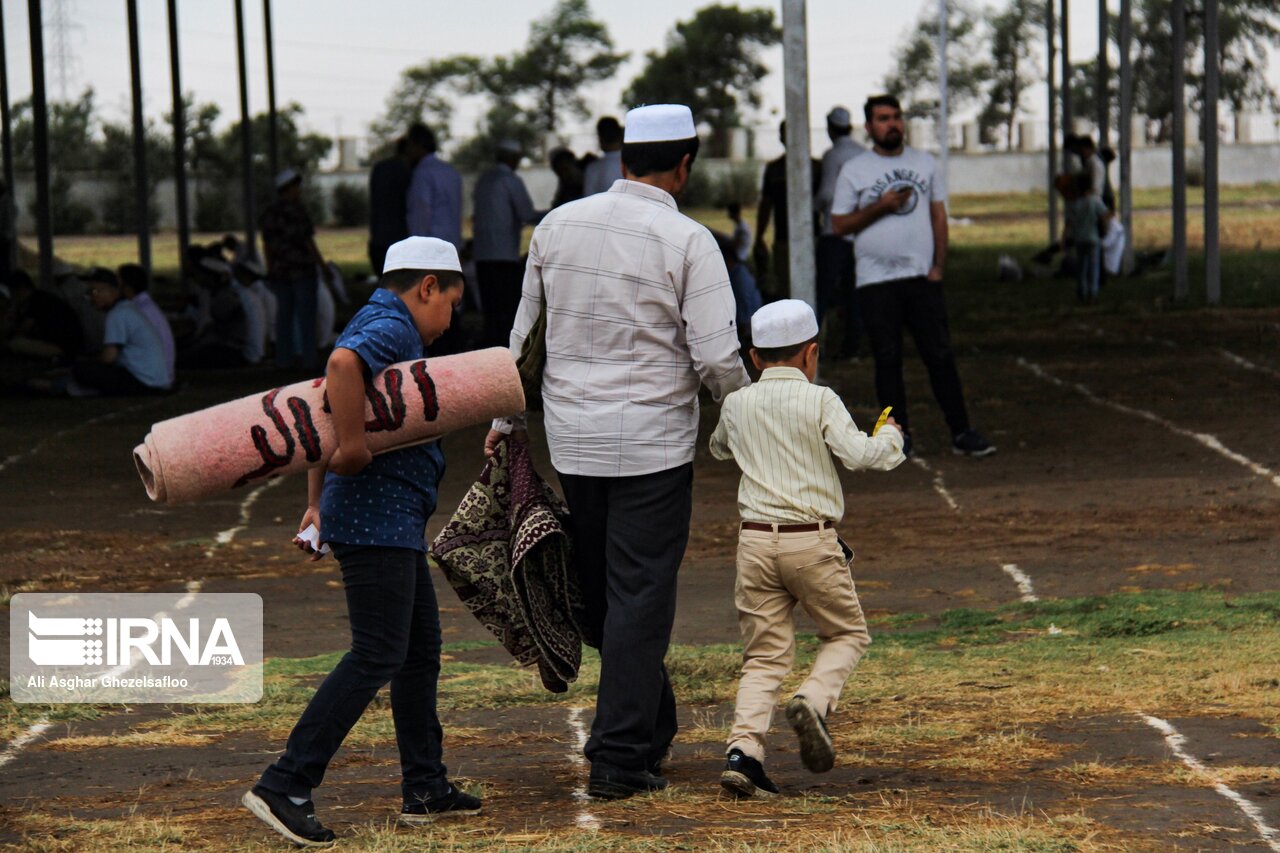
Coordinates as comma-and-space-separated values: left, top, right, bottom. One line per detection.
566, 707, 600, 829
0, 719, 52, 770
1219, 348, 1280, 381
1017, 357, 1280, 491
205, 478, 285, 557
1077, 321, 1280, 379
1141, 715, 1280, 851
0, 400, 161, 474
910, 457, 960, 512
1000, 564, 1039, 602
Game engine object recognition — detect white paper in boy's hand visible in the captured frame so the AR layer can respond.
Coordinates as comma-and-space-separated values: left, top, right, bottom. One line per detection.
295, 523, 331, 556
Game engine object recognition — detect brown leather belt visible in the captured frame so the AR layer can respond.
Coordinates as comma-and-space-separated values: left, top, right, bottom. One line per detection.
741, 520, 834, 533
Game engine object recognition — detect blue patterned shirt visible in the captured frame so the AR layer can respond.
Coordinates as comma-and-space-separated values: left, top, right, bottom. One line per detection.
320, 288, 445, 552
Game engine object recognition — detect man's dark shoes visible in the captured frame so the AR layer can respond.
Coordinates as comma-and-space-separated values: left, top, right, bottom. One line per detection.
398, 784, 483, 826
785, 696, 836, 773
587, 763, 669, 800
952, 429, 997, 457
720, 748, 780, 799
242, 785, 336, 847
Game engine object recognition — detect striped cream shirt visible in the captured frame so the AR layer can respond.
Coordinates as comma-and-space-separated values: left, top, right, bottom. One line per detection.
709, 367, 905, 524
500, 179, 751, 477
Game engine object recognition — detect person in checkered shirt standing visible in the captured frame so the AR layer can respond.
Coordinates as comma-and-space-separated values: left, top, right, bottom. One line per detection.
486, 103, 751, 801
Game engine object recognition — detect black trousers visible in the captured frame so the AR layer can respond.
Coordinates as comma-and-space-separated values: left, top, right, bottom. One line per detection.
476, 260, 526, 349
71, 360, 154, 396
815, 235, 860, 356
558, 463, 693, 773
258, 545, 447, 802
856, 276, 970, 436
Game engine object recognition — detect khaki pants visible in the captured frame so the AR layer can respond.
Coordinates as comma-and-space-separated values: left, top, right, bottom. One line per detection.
727, 525, 871, 761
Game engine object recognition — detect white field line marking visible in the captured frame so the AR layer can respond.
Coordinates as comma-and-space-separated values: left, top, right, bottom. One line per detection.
0, 719, 53, 770
1142, 715, 1280, 851
566, 707, 600, 829
1219, 348, 1280, 381
0, 400, 161, 474
1017, 358, 1280, 491
910, 457, 960, 511
1000, 563, 1039, 602
205, 478, 285, 557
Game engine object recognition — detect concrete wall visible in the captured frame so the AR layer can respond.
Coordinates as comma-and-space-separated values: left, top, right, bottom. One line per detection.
9, 142, 1280, 233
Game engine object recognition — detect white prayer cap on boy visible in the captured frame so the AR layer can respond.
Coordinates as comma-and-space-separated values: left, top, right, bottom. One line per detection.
751, 299, 819, 349
623, 104, 696, 143
827, 106, 852, 129
382, 236, 462, 274
274, 167, 301, 189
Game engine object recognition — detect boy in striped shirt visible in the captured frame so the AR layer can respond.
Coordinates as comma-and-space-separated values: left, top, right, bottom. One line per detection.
709, 299, 905, 798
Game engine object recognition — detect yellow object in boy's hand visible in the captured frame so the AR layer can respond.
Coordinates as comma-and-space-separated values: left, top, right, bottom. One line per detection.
872, 407, 893, 436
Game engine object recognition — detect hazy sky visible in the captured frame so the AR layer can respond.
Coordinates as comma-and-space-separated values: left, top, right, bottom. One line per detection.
2, 0, 1276, 157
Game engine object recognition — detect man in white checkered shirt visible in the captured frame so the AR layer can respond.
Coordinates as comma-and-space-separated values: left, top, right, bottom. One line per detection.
485, 103, 750, 801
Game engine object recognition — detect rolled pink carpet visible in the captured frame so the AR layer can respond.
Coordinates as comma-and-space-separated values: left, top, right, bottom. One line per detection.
134, 347, 524, 504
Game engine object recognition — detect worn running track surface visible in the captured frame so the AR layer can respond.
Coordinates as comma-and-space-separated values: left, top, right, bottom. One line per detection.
1, 309, 1278, 849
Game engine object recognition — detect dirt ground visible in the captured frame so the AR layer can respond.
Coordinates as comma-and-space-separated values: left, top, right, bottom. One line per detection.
2, 306, 1279, 850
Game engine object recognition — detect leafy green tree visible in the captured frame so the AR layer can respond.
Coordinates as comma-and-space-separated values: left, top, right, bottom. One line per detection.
508, 0, 627, 142
883, 0, 991, 123
369, 56, 483, 158
978, 0, 1042, 149
624, 5, 781, 155
11, 89, 100, 232
97, 118, 171, 234
1131, 0, 1279, 141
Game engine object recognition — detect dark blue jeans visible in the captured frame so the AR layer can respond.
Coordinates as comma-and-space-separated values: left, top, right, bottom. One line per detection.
270, 271, 319, 370
558, 463, 692, 773
816, 234, 860, 356
257, 545, 447, 802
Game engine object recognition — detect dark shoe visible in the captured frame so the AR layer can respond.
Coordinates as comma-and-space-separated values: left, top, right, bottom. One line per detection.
785, 696, 835, 773
399, 784, 483, 826
720, 748, 780, 799
952, 429, 997, 458
647, 746, 673, 776
241, 785, 336, 847
587, 763, 669, 800
901, 430, 913, 458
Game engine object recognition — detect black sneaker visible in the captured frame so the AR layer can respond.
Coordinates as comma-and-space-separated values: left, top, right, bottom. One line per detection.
720, 748, 780, 799
952, 429, 997, 457
241, 785, 336, 847
587, 763, 669, 800
785, 696, 835, 773
398, 784, 483, 826
901, 430, 913, 458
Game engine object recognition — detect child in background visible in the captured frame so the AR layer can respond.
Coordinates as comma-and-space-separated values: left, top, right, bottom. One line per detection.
243, 236, 477, 847
1064, 172, 1112, 304
709, 299, 905, 798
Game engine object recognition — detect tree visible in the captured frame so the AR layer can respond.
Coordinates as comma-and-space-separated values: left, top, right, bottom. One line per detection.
368, 56, 483, 157
97, 118, 170, 234
978, 0, 1042, 149
882, 0, 990, 123
11, 89, 100, 232
1131, 0, 1279, 141
508, 0, 627, 142
624, 5, 781, 155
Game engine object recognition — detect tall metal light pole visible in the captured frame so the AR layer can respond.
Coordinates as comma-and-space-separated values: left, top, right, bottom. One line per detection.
1203, 0, 1220, 304
1, 0, 16, 275
126, 0, 151, 287
1097, 0, 1109, 146
938, 0, 949, 186
167, 0, 191, 278
1118, 0, 1134, 273
1047, 0, 1059, 242
1061, 0, 1072, 138
27, 0, 53, 286
1171, 0, 1188, 301
781, 0, 815, 309
263, 0, 279, 180
234, 0, 257, 259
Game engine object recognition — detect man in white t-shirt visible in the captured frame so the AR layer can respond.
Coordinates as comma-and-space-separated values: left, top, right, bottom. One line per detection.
831, 94, 994, 458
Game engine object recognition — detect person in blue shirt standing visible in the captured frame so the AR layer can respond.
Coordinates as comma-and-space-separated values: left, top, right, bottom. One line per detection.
243, 236, 476, 847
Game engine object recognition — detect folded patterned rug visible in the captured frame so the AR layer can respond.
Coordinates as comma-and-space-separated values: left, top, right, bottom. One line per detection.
133, 347, 524, 504
431, 437, 584, 693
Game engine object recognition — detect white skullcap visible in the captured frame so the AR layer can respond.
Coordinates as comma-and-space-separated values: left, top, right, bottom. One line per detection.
496, 138, 523, 155
382, 236, 462, 274
827, 106, 852, 128
751, 299, 818, 349
623, 104, 696, 143
274, 167, 301, 189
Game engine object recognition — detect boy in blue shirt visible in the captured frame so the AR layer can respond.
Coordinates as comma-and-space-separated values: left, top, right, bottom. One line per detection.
243, 237, 475, 847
